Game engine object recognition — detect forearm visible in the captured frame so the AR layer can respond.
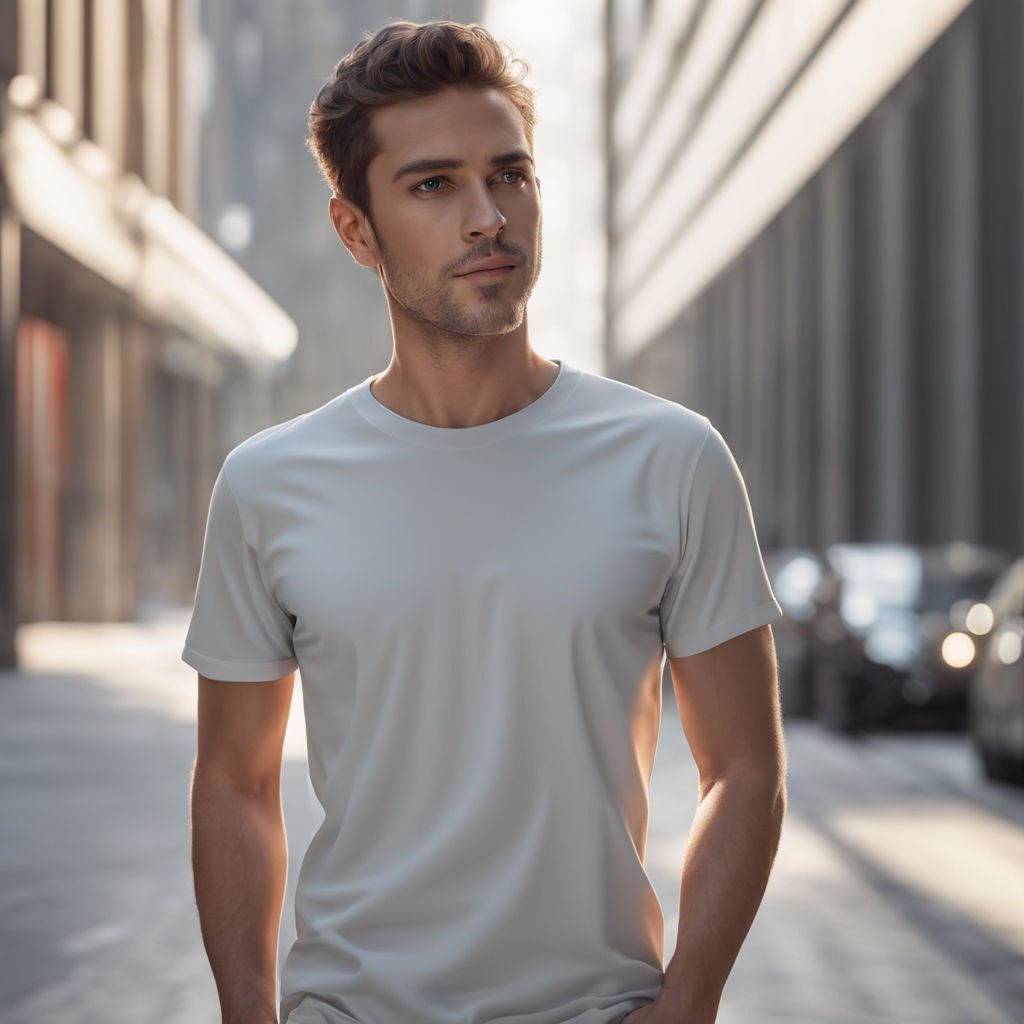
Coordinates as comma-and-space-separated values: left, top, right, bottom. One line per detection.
660, 774, 785, 1022
190, 765, 288, 1024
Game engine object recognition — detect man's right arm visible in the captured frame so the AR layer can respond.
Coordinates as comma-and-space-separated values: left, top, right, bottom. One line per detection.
191, 672, 295, 1024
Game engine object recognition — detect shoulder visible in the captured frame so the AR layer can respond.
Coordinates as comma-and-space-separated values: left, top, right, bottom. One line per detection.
569, 368, 712, 448
219, 416, 302, 493
220, 389, 357, 492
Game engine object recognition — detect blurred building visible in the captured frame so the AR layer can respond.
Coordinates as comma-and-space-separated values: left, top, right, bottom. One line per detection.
605, 0, 1023, 559
193, 0, 483, 440
0, 0, 297, 665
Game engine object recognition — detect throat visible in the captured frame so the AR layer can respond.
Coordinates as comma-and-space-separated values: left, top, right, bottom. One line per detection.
370, 350, 559, 428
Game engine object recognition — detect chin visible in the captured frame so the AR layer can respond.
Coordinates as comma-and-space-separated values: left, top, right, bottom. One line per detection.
431, 298, 527, 338
462, 308, 527, 337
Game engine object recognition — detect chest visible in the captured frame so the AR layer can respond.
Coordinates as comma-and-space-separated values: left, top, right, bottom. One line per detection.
259, 450, 679, 647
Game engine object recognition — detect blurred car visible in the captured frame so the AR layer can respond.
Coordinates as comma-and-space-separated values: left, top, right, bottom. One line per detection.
764, 549, 826, 717
969, 558, 1024, 784
809, 542, 1008, 733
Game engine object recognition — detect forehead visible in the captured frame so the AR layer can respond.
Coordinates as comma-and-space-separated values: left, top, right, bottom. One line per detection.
368, 87, 531, 175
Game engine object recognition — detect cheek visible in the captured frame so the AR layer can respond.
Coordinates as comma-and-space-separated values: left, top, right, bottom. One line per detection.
374, 203, 440, 247
515, 192, 542, 232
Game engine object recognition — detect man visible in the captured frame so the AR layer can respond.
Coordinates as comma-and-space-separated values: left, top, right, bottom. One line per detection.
185, 20, 786, 1024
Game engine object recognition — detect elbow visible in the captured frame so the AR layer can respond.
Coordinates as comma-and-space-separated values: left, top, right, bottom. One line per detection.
757, 735, 788, 838
745, 770, 787, 862
763, 748, 787, 832
748, 764, 786, 834
191, 755, 282, 805
701, 758, 787, 841
771, 774, 787, 841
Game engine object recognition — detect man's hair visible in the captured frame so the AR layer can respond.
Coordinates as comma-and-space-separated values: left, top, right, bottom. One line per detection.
307, 21, 534, 216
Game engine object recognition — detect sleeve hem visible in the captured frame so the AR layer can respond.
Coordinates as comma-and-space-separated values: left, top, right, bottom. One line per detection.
664, 599, 783, 659
182, 645, 299, 682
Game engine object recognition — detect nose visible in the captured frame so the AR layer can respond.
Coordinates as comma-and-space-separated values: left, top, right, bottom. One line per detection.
463, 182, 506, 241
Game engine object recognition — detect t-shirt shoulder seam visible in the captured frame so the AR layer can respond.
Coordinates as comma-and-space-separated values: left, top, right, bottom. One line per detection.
580, 371, 707, 422
218, 458, 257, 550
222, 401, 339, 470
230, 414, 305, 455
677, 417, 712, 556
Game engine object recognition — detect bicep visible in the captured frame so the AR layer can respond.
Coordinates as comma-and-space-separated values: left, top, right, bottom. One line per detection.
196, 673, 295, 789
667, 625, 784, 788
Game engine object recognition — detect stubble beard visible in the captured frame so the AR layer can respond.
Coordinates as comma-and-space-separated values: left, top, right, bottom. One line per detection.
378, 235, 543, 340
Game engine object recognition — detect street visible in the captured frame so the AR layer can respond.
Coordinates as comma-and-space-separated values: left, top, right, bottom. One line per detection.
1, 617, 1022, 1024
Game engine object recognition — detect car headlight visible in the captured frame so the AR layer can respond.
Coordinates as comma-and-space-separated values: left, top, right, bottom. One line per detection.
952, 599, 995, 636
995, 623, 1024, 666
941, 631, 975, 668
965, 602, 994, 636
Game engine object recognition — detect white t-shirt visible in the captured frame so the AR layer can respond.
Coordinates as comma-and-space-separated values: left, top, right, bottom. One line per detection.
183, 362, 781, 1024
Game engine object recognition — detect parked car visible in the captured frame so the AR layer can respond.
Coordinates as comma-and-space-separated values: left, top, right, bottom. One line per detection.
810, 542, 1008, 733
969, 558, 1024, 784
764, 549, 825, 717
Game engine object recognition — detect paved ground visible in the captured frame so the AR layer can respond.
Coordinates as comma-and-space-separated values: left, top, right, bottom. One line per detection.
648, 699, 1024, 1023
1, 615, 1022, 1023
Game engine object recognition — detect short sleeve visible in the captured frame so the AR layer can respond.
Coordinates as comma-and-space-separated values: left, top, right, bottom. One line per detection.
660, 424, 782, 658
182, 463, 299, 681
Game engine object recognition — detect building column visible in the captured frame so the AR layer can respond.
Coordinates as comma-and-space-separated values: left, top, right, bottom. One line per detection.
118, 315, 145, 617
873, 97, 914, 542
1017, 4, 1024, 555
747, 234, 781, 545
65, 305, 123, 620
817, 156, 854, 547
931, 18, 980, 542
725, 265, 749, 466
972, 0, 1018, 551
0, 0, 17, 79
190, 375, 216, 590
779, 199, 817, 548
0, 213, 21, 664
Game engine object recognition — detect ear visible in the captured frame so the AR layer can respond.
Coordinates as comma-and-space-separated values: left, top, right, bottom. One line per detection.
329, 196, 380, 269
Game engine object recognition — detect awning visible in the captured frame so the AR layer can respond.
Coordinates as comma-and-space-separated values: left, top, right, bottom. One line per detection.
0, 80, 297, 365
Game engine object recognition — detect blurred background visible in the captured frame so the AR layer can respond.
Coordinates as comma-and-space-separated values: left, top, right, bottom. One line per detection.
1, 1, 1023, 1022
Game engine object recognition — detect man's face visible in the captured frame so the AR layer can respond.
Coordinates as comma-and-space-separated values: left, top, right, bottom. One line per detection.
359, 86, 542, 339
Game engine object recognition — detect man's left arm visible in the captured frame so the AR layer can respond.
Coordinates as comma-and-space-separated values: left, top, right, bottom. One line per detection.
626, 623, 786, 1024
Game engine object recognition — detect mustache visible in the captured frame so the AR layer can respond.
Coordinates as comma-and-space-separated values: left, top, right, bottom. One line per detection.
444, 241, 529, 277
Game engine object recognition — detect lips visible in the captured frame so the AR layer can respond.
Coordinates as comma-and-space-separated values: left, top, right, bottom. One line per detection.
455, 256, 518, 278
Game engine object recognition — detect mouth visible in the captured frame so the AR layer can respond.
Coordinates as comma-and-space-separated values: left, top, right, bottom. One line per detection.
454, 256, 518, 282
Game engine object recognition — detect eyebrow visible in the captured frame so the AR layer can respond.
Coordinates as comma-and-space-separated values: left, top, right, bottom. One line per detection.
392, 150, 534, 183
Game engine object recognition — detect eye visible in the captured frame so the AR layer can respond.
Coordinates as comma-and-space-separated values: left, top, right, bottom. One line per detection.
415, 177, 448, 193
497, 169, 525, 185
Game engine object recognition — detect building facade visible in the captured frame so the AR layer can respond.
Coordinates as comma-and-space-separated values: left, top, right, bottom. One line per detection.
605, 0, 1023, 558
0, 0, 296, 664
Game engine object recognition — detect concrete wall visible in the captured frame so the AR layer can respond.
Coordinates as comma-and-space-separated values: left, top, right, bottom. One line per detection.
606, 0, 1024, 557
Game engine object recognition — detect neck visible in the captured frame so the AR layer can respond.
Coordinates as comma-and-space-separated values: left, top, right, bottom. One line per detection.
370, 318, 559, 429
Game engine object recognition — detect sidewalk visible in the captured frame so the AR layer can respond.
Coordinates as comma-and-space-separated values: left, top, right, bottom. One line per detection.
3, 616, 1022, 1023
0, 613, 313, 1024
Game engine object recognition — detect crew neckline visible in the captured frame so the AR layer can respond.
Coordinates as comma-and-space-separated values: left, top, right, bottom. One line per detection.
349, 360, 581, 448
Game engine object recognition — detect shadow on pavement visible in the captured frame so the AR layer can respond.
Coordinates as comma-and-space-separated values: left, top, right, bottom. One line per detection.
0, 664, 310, 1024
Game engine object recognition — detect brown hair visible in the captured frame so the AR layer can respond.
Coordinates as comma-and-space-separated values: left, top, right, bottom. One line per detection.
307, 21, 535, 215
